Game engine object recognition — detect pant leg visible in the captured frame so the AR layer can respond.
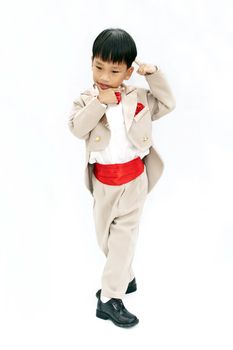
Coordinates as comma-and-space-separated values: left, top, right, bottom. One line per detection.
92, 165, 148, 299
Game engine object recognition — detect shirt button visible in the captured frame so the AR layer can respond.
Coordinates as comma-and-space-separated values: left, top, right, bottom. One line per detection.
95, 136, 101, 141
143, 136, 148, 141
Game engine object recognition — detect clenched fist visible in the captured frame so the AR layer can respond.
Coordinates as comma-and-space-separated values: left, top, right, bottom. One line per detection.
134, 59, 159, 75
97, 85, 125, 105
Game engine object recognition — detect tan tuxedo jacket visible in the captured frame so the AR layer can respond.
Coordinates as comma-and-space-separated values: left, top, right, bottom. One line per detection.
68, 68, 176, 195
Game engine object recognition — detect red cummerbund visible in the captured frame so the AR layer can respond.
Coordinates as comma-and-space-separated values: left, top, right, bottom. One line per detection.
93, 156, 144, 185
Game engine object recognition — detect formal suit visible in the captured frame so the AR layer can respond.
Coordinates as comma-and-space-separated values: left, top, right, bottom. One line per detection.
68, 68, 176, 195
68, 67, 176, 298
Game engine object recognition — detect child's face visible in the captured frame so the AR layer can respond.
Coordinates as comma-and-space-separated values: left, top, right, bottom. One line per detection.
91, 56, 134, 90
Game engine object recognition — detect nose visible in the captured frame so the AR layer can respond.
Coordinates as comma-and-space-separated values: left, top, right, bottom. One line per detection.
100, 73, 110, 83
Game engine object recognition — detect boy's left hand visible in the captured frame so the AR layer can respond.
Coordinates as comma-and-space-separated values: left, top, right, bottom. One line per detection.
134, 59, 158, 75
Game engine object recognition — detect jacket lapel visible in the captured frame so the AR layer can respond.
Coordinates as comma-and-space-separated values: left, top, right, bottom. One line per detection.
121, 83, 137, 132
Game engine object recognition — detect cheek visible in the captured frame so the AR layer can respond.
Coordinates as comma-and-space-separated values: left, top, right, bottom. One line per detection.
93, 70, 99, 78
116, 74, 124, 81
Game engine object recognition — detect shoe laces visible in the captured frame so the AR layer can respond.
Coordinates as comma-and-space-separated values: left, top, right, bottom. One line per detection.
112, 298, 125, 311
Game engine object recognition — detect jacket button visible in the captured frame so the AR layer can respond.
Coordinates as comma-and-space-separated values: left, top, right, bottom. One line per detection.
143, 136, 148, 141
95, 136, 101, 141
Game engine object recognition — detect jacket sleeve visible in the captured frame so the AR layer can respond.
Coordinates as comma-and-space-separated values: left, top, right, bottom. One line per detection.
145, 67, 176, 121
68, 95, 107, 140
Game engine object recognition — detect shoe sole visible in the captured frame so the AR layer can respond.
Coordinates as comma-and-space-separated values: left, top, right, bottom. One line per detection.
96, 310, 139, 328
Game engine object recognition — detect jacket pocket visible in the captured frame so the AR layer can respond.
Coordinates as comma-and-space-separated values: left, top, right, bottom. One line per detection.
134, 105, 150, 122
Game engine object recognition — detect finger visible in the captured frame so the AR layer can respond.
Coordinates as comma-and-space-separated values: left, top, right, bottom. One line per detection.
137, 67, 145, 75
137, 67, 144, 73
112, 86, 125, 93
134, 59, 143, 66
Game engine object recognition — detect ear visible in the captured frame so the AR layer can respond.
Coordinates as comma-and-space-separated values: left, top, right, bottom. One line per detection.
125, 66, 134, 80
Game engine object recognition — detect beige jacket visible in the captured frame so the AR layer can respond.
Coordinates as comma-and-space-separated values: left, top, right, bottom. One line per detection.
68, 68, 176, 195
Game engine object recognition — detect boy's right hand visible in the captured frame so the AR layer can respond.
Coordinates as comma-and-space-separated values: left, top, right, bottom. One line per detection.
97, 86, 124, 105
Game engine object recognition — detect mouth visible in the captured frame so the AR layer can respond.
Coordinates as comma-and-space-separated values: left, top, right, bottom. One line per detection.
97, 83, 111, 90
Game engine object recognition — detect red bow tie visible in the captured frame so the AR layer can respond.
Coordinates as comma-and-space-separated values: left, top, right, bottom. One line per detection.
115, 91, 121, 104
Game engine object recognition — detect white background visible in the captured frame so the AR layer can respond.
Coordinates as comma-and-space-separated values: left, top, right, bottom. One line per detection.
0, 0, 233, 348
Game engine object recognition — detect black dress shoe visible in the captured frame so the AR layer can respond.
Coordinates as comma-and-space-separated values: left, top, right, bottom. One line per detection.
95, 278, 137, 298
96, 290, 139, 328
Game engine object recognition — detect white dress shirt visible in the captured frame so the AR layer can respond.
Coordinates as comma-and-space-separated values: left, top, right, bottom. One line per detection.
89, 99, 149, 164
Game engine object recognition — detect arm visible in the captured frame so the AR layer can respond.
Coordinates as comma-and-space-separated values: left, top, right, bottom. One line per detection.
134, 59, 176, 121
145, 68, 176, 121
68, 95, 107, 140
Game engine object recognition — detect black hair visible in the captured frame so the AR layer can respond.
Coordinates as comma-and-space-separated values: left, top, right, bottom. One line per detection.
92, 28, 137, 69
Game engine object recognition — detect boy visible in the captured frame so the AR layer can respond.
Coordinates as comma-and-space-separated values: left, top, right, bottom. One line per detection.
68, 28, 176, 328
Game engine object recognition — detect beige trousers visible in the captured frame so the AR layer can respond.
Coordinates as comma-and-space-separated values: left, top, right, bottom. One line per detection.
92, 164, 148, 299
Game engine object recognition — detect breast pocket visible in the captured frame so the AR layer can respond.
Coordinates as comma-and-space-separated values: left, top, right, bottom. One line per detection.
134, 105, 150, 122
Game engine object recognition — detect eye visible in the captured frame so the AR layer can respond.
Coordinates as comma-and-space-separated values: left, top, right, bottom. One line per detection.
96, 66, 102, 70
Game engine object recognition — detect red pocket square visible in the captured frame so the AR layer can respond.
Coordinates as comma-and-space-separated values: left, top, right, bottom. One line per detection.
134, 102, 145, 116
